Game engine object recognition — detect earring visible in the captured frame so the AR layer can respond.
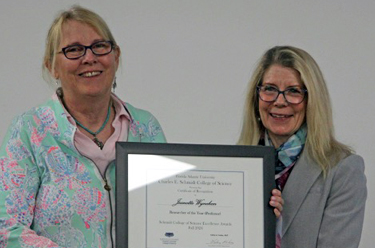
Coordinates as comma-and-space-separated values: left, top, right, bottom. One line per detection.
55, 78, 61, 86
112, 76, 117, 92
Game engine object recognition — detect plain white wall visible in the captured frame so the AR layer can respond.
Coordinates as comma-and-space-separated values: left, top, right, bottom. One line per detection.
0, 1, 374, 246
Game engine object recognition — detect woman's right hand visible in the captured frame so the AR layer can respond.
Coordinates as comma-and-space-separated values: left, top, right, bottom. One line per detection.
269, 189, 284, 218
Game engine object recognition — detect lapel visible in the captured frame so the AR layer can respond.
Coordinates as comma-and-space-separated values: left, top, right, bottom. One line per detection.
281, 151, 322, 236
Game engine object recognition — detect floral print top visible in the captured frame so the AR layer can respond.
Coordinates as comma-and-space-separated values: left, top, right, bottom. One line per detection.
0, 93, 166, 247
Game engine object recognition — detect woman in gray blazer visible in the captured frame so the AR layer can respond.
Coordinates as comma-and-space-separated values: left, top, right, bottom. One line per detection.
238, 46, 367, 248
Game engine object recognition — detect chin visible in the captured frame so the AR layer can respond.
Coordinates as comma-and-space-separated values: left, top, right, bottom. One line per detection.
269, 126, 293, 135
83, 86, 111, 96
269, 129, 295, 140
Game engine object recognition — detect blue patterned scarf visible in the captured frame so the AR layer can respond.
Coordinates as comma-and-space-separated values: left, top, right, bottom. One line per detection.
265, 124, 307, 185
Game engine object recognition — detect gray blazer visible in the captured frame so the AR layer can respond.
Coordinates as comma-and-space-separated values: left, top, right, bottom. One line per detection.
281, 152, 367, 248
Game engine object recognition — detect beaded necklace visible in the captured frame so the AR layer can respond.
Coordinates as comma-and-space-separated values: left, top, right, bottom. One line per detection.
72, 101, 112, 150
57, 89, 112, 149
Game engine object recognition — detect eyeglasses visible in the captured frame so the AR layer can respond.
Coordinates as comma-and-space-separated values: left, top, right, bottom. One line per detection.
59, 40, 114, 59
257, 85, 307, 104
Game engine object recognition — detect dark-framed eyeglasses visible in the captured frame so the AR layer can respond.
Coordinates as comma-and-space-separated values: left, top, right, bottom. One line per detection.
58, 40, 114, 60
257, 85, 307, 104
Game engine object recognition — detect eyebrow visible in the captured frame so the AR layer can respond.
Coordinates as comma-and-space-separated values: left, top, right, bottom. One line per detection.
63, 39, 106, 47
262, 83, 302, 87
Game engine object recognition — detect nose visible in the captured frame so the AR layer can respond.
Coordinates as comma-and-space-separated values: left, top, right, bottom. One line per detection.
274, 92, 288, 106
81, 48, 97, 64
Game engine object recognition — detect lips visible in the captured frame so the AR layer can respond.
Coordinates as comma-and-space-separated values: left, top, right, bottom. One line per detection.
270, 113, 293, 118
79, 71, 102, 77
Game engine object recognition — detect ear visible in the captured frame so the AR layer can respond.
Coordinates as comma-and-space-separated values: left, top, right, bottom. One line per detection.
114, 45, 121, 70
45, 60, 59, 79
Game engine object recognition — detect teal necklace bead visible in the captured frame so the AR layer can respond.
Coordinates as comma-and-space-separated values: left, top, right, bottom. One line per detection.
73, 102, 112, 150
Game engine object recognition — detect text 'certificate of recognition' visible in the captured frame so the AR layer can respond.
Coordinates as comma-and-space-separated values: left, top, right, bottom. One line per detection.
146, 170, 244, 247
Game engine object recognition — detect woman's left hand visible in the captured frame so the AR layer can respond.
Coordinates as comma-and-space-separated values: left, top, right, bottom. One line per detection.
269, 189, 284, 218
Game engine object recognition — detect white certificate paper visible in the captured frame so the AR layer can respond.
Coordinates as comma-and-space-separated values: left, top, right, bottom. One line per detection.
147, 170, 244, 247
127, 154, 265, 248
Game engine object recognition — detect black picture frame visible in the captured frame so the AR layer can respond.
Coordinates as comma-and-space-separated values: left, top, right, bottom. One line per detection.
116, 142, 275, 248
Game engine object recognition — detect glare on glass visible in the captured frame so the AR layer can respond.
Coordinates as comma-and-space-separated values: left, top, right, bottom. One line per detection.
257, 85, 307, 104
59, 40, 114, 59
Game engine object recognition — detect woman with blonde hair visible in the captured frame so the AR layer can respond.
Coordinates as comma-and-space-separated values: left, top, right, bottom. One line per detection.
239, 46, 367, 247
0, 5, 165, 247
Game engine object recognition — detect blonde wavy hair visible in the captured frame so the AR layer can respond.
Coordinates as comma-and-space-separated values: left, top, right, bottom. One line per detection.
42, 5, 119, 87
238, 46, 352, 174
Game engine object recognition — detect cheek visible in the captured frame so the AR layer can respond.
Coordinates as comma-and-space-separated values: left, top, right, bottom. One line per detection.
109, 57, 119, 71
295, 105, 307, 123
110, 51, 120, 71
55, 61, 78, 78
53, 59, 68, 79
258, 102, 269, 117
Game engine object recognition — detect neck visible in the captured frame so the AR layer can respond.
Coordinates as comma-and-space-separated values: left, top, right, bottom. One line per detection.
60, 93, 113, 131
269, 135, 289, 149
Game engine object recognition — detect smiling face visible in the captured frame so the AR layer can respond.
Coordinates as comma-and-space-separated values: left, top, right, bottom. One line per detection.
53, 20, 120, 101
259, 64, 307, 148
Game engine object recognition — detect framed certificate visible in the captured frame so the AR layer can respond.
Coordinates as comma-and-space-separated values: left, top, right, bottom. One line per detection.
116, 143, 275, 248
